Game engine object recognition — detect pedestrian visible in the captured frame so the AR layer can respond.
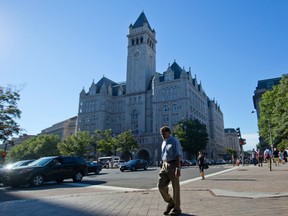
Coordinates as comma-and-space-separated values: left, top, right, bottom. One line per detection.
158, 126, 183, 216
273, 148, 279, 166
264, 147, 272, 162
278, 150, 284, 165
251, 148, 257, 166
283, 149, 287, 163
257, 149, 263, 167
197, 151, 206, 180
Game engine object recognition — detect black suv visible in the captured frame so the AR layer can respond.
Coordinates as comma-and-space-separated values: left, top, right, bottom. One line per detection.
2, 156, 88, 187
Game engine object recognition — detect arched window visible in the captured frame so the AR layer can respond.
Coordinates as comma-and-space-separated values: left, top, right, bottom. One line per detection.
172, 104, 178, 112
163, 105, 169, 112
132, 109, 138, 121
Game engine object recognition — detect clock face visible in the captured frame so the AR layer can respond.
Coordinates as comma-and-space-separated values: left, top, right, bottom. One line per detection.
132, 50, 141, 58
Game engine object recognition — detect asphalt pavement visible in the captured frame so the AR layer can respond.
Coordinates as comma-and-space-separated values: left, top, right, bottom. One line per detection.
1, 162, 288, 216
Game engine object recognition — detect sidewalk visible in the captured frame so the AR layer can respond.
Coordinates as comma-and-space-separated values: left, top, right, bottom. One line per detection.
1, 163, 288, 216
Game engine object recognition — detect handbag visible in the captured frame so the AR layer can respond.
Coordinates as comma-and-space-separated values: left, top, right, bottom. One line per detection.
204, 162, 209, 169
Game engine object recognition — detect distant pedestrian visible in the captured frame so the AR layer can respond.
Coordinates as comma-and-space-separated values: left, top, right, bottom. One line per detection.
158, 126, 183, 216
278, 150, 284, 165
197, 151, 206, 180
264, 147, 272, 162
283, 149, 287, 163
257, 149, 263, 167
252, 149, 257, 166
273, 148, 279, 166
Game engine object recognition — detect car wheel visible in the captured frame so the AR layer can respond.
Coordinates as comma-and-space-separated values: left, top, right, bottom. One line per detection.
31, 174, 44, 186
120, 168, 124, 172
144, 165, 148, 171
131, 166, 136, 171
73, 171, 83, 182
95, 169, 100, 175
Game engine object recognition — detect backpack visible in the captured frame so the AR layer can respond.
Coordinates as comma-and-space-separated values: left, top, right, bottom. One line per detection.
265, 152, 270, 159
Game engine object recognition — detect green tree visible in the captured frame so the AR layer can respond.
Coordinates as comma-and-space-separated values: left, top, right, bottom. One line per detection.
226, 148, 237, 159
92, 129, 116, 156
259, 74, 288, 149
8, 134, 61, 161
0, 86, 21, 148
58, 131, 94, 157
116, 130, 138, 160
90, 130, 102, 160
173, 119, 208, 158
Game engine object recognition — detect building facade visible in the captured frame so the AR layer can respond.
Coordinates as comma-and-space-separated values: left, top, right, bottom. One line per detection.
41, 116, 77, 140
224, 128, 241, 155
77, 12, 225, 163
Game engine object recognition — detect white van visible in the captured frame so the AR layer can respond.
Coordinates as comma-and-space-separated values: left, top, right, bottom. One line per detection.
97, 156, 120, 168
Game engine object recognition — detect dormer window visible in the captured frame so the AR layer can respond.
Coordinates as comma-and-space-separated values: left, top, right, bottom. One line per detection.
165, 74, 173, 81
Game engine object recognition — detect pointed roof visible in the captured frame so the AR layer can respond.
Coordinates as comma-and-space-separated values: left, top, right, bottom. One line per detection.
131, 11, 153, 31
170, 61, 182, 79
96, 76, 116, 88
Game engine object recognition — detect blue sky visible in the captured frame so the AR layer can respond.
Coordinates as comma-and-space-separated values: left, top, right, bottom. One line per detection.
1, 0, 287, 151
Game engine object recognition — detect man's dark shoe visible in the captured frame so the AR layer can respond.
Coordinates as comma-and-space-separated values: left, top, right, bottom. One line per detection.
163, 204, 175, 215
170, 208, 182, 216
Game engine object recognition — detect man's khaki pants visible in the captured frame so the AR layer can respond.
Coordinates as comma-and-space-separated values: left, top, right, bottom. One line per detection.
158, 161, 181, 210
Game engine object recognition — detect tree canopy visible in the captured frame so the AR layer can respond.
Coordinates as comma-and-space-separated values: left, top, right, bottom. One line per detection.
8, 134, 61, 161
0, 86, 21, 146
258, 74, 288, 150
58, 131, 94, 157
173, 119, 209, 158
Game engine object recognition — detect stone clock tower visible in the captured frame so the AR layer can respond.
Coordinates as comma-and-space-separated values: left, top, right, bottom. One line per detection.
126, 12, 157, 94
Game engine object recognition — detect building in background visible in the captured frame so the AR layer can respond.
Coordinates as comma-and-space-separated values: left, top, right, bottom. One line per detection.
41, 116, 77, 140
224, 128, 241, 155
77, 12, 225, 163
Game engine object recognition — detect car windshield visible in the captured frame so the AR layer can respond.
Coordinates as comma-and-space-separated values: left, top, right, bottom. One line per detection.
4, 161, 24, 169
28, 157, 54, 166
127, 159, 138, 164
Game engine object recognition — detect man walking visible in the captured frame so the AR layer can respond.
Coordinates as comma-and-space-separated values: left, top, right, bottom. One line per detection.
158, 126, 183, 216
252, 148, 257, 166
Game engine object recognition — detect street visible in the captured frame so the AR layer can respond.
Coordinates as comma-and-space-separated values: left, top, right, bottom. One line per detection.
0, 165, 228, 203
1, 164, 288, 216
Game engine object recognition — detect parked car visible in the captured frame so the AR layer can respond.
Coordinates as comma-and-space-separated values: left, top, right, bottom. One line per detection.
1, 156, 88, 187
87, 161, 102, 174
205, 159, 215, 165
181, 160, 192, 166
119, 159, 149, 172
215, 159, 227, 165
0, 159, 35, 184
114, 160, 126, 168
188, 159, 197, 166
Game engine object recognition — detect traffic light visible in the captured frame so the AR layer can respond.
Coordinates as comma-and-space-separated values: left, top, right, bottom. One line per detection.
239, 138, 246, 145
1, 151, 6, 158
239, 138, 244, 145
236, 127, 241, 138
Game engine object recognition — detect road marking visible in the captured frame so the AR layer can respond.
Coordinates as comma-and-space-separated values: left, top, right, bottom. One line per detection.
66, 183, 144, 192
